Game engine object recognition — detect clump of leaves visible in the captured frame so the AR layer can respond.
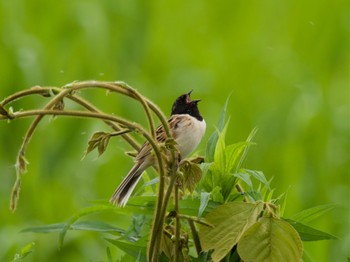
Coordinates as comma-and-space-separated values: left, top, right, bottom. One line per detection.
1, 82, 337, 262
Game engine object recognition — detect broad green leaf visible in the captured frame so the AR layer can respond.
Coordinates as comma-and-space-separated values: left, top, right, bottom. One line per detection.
289, 203, 336, 224
284, 218, 338, 241
199, 202, 264, 262
234, 172, 253, 189
175, 198, 219, 217
237, 217, 303, 262
198, 192, 211, 217
105, 238, 147, 261
205, 97, 230, 162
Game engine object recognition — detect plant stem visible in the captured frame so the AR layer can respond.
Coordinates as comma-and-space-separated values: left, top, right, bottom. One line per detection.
235, 183, 249, 202
188, 219, 202, 256
174, 184, 180, 262
3, 109, 165, 211
67, 95, 140, 151
1, 81, 177, 260
149, 169, 178, 261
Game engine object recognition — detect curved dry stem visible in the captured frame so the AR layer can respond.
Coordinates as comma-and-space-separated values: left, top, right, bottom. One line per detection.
174, 184, 180, 262
1, 81, 178, 260
67, 95, 140, 151
7, 109, 163, 175
0, 86, 57, 105
0, 86, 141, 152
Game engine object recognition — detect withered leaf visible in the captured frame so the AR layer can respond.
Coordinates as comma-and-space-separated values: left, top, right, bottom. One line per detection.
179, 160, 202, 193
83, 131, 111, 159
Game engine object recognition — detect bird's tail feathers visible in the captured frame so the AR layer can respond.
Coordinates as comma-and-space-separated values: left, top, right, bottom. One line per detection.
109, 162, 145, 207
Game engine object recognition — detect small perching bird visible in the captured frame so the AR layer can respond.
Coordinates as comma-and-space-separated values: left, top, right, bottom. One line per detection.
110, 91, 206, 207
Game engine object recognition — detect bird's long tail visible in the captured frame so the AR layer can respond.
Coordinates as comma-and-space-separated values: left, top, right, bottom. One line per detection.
110, 162, 144, 207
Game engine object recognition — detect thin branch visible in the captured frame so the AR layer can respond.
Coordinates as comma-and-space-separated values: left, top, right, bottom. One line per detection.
0, 86, 141, 151
67, 94, 140, 151
1, 81, 177, 261
4, 109, 165, 212
235, 183, 249, 203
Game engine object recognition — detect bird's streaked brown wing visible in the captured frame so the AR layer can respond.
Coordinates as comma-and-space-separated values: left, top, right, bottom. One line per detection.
135, 115, 184, 161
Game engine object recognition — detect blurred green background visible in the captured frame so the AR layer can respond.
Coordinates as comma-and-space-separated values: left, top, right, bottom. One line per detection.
0, 0, 349, 261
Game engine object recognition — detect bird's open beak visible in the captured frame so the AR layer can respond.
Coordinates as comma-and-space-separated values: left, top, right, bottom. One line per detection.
186, 90, 193, 103
191, 99, 201, 104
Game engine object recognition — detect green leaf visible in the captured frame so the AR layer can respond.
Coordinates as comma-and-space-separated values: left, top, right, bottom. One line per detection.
13, 242, 35, 261
199, 202, 264, 261
235, 127, 258, 171
242, 169, 270, 190
106, 247, 113, 262
289, 203, 336, 224
224, 142, 248, 173
205, 97, 230, 162
22, 223, 66, 233
198, 192, 211, 217
237, 217, 303, 262
234, 172, 253, 189
173, 198, 219, 217
22, 221, 125, 234
105, 238, 147, 261
58, 205, 116, 249
284, 218, 338, 241
246, 190, 262, 202
213, 122, 229, 172
83, 131, 112, 159
211, 186, 224, 203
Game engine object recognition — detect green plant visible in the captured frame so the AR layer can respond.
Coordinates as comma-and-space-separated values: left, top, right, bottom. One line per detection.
0, 82, 336, 261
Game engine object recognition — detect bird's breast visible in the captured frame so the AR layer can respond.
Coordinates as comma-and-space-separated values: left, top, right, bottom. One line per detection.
172, 115, 206, 158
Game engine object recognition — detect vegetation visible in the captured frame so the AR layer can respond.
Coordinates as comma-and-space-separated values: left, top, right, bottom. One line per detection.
0, 82, 339, 261
0, 1, 348, 261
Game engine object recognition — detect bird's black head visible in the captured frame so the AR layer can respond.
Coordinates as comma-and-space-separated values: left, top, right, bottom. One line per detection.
171, 90, 203, 121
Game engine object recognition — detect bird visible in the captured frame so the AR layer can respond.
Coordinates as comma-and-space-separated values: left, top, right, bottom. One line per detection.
110, 90, 206, 207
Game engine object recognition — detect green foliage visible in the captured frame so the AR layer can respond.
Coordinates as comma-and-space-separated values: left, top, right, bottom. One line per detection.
199, 202, 265, 261
200, 105, 258, 203
12, 242, 35, 262
284, 219, 338, 241
289, 204, 337, 224
13, 105, 337, 261
237, 217, 303, 262
0, 1, 348, 260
